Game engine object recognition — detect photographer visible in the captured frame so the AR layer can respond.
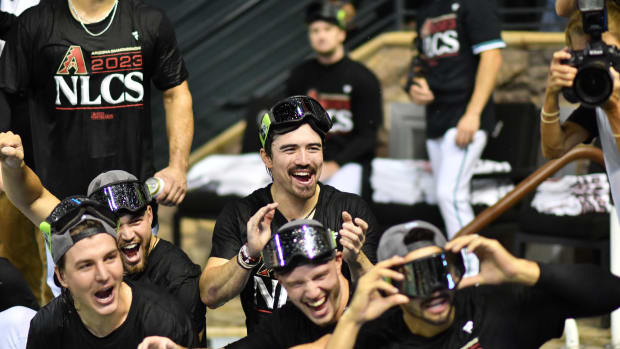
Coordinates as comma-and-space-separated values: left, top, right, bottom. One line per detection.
540, 5, 620, 212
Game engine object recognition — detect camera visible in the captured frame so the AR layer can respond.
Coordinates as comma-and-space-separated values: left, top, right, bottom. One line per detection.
562, 0, 620, 106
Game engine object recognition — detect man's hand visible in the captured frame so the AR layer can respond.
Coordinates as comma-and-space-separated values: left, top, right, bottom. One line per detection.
445, 234, 540, 288
137, 336, 183, 349
344, 256, 409, 325
408, 77, 435, 106
319, 161, 340, 181
546, 49, 577, 96
0, 131, 24, 169
455, 112, 480, 147
340, 211, 367, 263
246, 202, 278, 258
153, 166, 187, 206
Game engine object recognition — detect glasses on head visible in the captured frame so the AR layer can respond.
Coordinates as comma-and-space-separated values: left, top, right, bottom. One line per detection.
262, 219, 337, 270
259, 95, 333, 147
40, 196, 118, 253
88, 181, 151, 214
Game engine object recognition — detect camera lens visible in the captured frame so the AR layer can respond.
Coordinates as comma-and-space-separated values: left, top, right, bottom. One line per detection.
574, 61, 613, 106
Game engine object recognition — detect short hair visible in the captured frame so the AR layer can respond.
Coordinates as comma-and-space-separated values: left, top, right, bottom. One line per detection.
262, 119, 326, 159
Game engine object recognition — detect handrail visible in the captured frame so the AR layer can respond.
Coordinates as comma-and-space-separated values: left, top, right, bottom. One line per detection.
455, 146, 605, 238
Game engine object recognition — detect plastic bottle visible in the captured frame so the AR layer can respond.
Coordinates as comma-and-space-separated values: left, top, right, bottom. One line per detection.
146, 177, 165, 199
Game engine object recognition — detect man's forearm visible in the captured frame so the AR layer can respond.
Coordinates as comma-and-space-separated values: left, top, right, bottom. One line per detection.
464, 49, 502, 117
1, 162, 56, 224
199, 257, 252, 308
162, 81, 193, 172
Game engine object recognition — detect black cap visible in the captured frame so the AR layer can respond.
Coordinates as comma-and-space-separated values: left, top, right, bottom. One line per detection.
305, 1, 347, 29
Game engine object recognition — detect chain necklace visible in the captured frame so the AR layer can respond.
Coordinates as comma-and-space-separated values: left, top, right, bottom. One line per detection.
68, 0, 119, 37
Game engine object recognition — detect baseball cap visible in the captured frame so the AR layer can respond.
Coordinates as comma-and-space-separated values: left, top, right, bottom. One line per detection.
305, 1, 347, 29
377, 220, 447, 262
87, 170, 151, 213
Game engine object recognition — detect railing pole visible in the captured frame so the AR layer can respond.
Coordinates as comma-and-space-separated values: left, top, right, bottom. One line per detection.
455, 146, 605, 238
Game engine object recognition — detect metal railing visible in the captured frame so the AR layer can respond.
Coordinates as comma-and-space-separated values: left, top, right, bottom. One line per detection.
455, 146, 605, 238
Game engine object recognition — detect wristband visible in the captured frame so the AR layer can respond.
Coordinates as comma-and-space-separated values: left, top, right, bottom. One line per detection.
237, 243, 260, 270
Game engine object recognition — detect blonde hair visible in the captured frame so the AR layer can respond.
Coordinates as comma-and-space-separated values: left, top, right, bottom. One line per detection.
566, 3, 620, 47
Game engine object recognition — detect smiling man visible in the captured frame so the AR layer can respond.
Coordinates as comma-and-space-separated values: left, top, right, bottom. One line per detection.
142, 219, 354, 349
325, 221, 620, 349
87, 171, 205, 340
200, 95, 379, 332
13, 195, 196, 348
0, 132, 205, 341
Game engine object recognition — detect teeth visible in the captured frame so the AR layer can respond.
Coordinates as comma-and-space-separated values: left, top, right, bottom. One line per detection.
121, 243, 138, 250
307, 297, 326, 308
293, 171, 310, 176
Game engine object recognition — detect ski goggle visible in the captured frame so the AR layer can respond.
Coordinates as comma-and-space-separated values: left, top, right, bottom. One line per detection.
262, 219, 337, 270
259, 95, 333, 148
40, 196, 118, 263
388, 251, 465, 299
88, 181, 151, 214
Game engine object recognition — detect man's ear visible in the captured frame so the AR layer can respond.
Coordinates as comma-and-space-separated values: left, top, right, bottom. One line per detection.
55, 267, 68, 289
145, 205, 153, 226
334, 251, 343, 270
338, 28, 346, 44
260, 148, 273, 169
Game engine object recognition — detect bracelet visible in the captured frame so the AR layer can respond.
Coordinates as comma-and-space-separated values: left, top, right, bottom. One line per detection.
237, 243, 260, 270
541, 108, 560, 118
614, 134, 620, 138
541, 114, 560, 124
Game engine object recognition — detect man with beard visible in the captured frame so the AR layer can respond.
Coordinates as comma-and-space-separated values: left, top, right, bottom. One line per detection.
87, 170, 205, 341
200, 95, 379, 332
286, 1, 383, 195
25, 197, 195, 348
0, 132, 205, 342
325, 221, 620, 348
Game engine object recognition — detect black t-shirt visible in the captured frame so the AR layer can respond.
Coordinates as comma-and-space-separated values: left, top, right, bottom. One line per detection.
286, 56, 383, 166
353, 264, 620, 348
125, 239, 205, 337
210, 183, 379, 332
414, 0, 503, 138
0, 0, 188, 199
226, 283, 355, 349
226, 301, 335, 349
26, 280, 197, 349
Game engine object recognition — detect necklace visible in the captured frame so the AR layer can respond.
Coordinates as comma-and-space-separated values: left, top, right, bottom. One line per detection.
68, 0, 119, 37
303, 206, 316, 220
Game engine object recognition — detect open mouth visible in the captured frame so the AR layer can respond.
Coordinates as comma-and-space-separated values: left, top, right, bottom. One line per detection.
421, 295, 450, 315
291, 169, 314, 184
120, 243, 141, 263
305, 296, 328, 315
94, 286, 114, 305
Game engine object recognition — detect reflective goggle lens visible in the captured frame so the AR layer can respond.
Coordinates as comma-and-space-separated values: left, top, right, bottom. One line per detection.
89, 181, 150, 213
390, 252, 465, 299
263, 223, 336, 270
